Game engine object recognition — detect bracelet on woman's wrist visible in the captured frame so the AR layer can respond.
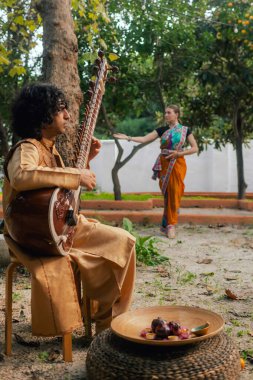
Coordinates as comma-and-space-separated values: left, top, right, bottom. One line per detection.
127, 136, 132, 142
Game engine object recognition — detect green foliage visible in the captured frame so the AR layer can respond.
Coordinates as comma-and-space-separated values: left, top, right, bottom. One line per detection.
186, 0, 253, 146
176, 269, 197, 285
0, 0, 42, 76
0, 0, 42, 155
122, 217, 169, 266
38, 351, 49, 362
225, 326, 233, 336
80, 192, 162, 201
230, 319, 241, 327
72, 0, 109, 50
13, 292, 21, 302
80, 192, 244, 201
241, 348, 253, 361
76, 0, 204, 138
237, 330, 247, 337
0, 0, 252, 199
115, 117, 156, 137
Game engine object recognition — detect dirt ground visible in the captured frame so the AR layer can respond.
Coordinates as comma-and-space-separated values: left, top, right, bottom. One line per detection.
0, 223, 252, 379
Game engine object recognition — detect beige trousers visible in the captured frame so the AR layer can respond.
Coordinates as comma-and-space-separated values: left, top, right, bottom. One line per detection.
5, 215, 136, 336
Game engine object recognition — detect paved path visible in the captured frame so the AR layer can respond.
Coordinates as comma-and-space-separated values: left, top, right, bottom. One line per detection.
181, 208, 253, 215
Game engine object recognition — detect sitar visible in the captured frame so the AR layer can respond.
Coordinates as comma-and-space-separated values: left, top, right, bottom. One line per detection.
5, 51, 117, 256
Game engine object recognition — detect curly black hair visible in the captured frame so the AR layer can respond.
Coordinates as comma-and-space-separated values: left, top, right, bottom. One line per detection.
11, 83, 68, 139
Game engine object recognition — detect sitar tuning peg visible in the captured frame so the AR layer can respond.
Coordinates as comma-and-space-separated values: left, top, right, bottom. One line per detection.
92, 65, 99, 74
107, 76, 117, 84
89, 80, 95, 89
86, 89, 93, 98
109, 65, 119, 73
98, 50, 104, 58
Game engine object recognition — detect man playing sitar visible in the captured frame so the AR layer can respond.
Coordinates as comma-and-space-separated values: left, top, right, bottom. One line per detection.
2, 82, 136, 337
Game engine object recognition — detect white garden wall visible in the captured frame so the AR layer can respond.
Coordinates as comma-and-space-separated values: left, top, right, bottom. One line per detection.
89, 140, 253, 193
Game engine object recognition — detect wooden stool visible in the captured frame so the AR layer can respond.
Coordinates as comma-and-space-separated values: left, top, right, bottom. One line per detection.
5, 257, 92, 362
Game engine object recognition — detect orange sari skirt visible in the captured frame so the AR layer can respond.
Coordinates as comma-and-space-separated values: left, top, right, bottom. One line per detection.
159, 156, 187, 227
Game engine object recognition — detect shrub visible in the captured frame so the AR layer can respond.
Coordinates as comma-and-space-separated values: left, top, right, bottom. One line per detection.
122, 218, 169, 266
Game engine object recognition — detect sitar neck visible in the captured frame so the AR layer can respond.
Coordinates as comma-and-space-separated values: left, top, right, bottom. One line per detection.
74, 52, 107, 170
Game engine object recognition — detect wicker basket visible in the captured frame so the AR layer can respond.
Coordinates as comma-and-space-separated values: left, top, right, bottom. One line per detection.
86, 329, 241, 379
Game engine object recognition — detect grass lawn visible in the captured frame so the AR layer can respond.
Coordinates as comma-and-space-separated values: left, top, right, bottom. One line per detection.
80, 192, 245, 201
80, 192, 162, 201
1, 192, 252, 202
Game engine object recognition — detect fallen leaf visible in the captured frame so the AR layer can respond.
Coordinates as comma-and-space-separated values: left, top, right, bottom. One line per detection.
201, 291, 213, 296
19, 309, 25, 318
164, 297, 176, 302
157, 267, 170, 277
206, 286, 215, 294
157, 267, 168, 274
240, 358, 245, 370
229, 311, 251, 318
230, 239, 243, 247
200, 272, 214, 277
208, 224, 225, 229
197, 258, 213, 264
225, 289, 238, 300
200, 285, 215, 296
48, 349, 60, 361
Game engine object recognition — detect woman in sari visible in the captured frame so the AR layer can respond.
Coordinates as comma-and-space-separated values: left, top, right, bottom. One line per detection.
114, 105, 198, 239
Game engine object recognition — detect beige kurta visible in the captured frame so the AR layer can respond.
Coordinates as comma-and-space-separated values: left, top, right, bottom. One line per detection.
3, 138, 136, 336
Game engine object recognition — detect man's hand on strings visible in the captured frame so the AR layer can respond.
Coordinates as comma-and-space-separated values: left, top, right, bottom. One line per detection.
88, 137, 102, 162
80, 169, 96, 190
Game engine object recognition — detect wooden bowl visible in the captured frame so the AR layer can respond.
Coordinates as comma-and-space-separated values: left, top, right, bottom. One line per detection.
111, 305, 224, 346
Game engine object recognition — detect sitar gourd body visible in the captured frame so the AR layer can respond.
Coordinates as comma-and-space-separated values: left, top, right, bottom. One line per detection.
5, 187, 79, 255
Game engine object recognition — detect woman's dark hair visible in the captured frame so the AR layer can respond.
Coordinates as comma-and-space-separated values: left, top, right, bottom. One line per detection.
11, 83, 68, 139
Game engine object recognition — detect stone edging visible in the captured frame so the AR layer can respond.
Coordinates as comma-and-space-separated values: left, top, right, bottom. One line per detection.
80, 198, 253, 211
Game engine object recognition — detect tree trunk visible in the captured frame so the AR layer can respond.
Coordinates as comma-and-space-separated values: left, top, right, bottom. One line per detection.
112, 138, 153, 200
235, 137, 247, 199
112, 164, 122, 200
0, 115, 9, 159
233, 106, 247, 199
101, 104, 122, 200
154, 41, 165, 112
37, 0, 82, 165
101, 104, 152, 200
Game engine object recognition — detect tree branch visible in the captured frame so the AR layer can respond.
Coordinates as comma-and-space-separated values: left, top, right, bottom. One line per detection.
120, 141, 152, 168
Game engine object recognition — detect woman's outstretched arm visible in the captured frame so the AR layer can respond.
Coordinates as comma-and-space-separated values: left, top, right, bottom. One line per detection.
113, 130, 158, 144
